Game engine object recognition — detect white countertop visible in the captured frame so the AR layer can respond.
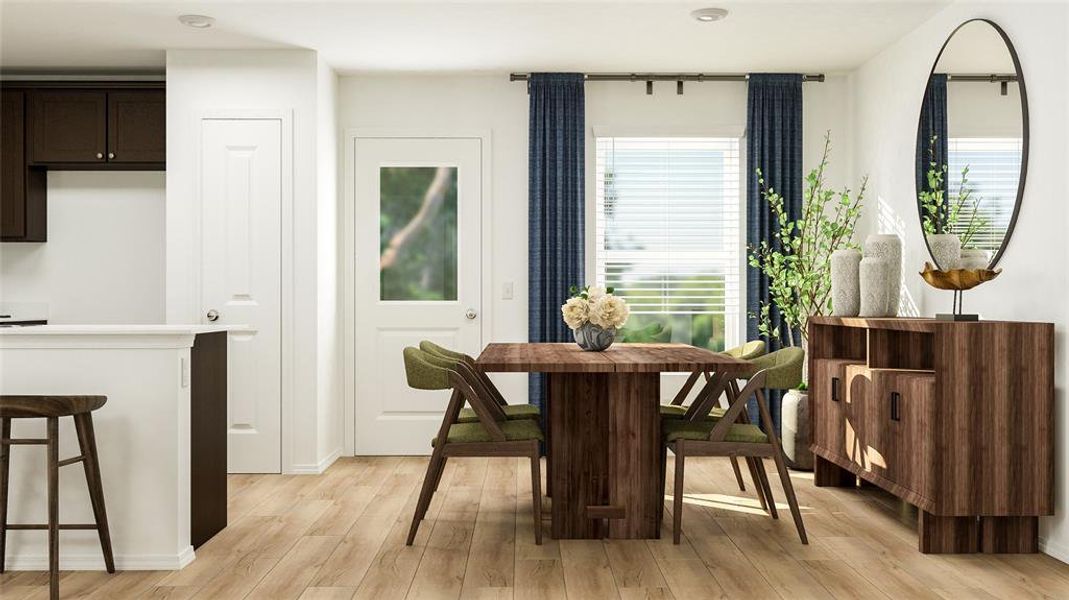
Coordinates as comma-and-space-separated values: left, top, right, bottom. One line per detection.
0, 324, 241, 335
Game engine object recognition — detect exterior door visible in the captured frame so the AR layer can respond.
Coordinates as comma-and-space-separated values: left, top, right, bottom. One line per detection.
200, 118, 283, 473
354, 137, 482, 455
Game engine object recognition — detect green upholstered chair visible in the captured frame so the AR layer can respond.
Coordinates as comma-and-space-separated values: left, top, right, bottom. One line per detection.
419, 341, 541, 424
660, 340, 767, 419
740, 346, 804, 389
402, 347, 544, 545
661, 369, 808, 545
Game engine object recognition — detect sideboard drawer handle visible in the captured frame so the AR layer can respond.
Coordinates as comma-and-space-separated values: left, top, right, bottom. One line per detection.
831, 377, 840, 402
890, 391, 901, 422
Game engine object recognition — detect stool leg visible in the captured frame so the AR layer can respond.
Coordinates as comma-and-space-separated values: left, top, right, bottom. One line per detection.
47, 417, 59, 600
74, 413, 115, 573
0, 417, 10, 573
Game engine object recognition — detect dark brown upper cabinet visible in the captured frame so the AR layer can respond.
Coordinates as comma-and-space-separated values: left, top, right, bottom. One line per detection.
30, 90, 108, 164
108, 90, 165, 164
1, 89, 46, 242
1, 82, 163, 242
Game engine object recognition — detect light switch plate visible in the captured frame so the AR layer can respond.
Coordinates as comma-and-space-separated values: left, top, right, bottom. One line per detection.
502, 281, 514, 300
181, 357, 190, 388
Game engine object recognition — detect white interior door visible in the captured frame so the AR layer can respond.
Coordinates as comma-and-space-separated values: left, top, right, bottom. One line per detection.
201, 118, 283, 473
354, 137, 482, 455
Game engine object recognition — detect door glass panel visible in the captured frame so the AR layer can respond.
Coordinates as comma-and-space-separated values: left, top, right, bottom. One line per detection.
379, 166, 459, 301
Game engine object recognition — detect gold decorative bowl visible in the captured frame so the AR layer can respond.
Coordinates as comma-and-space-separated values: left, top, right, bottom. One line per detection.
919, 262, 1001, 291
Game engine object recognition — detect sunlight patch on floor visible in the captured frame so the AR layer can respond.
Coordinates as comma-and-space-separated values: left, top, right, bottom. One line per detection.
666, 492, 814, 515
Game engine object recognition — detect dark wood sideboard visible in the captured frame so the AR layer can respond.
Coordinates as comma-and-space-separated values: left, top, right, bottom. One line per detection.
808, 316, 1054, 554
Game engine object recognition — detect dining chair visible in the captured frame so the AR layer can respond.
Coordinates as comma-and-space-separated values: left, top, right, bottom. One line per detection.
663, 369, 808, 545
402, 347, 544, 545
659, 340, 768, 494
419, 340, 540, 424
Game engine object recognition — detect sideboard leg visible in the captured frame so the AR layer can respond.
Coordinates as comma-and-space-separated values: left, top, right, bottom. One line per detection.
918, 511, 979, 553
813, 456, 855, 487
980, 516, 1039, 553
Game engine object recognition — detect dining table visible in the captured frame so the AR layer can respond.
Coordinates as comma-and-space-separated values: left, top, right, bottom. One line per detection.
476, 342, 752, 539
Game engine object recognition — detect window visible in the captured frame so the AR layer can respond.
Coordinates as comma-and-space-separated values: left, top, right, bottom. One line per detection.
947, 137, 1022, 252
595, 137, 741, 351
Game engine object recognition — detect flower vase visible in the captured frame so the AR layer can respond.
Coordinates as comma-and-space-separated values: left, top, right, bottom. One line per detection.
927, 233, 962, 270
863, 234, 902, 316
574, 323, 616, 351
830, 249, 862, 316
959, 248, 991, 270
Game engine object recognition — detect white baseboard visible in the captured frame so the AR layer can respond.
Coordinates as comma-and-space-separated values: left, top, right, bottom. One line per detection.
5, 545, 195, 571
287, 447, 342, 474
1040, 536, 1069, 565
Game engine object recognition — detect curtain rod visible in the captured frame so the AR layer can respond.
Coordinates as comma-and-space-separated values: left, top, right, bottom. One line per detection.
944, 73, 1018, 82
509, 72, 825, 83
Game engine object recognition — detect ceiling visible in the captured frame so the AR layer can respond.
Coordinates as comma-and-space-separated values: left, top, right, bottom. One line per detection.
0, 1, 950, 75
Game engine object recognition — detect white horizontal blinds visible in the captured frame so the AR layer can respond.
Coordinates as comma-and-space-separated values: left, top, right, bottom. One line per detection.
595, 137, 741, 350
947, 137, 1022, 252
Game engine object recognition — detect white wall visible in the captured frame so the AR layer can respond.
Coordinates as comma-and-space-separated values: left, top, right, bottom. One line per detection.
0, 171, 165, 324
850, 2, 1069, 559
338, 73, 853, 406
166, 49, 342, 473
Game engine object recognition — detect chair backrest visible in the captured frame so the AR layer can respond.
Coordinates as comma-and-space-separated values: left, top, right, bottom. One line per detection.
419, 340, 508, 408
402, 347, 507, 443
723, 340, 767, 360
706, 370, 771, 442
747, 346, 804, 390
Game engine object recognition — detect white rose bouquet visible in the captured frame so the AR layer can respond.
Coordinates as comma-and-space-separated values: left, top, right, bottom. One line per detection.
561, 285, 630, 331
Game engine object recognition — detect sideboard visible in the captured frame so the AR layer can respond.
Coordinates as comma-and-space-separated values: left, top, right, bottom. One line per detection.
808, 316, 1054, 553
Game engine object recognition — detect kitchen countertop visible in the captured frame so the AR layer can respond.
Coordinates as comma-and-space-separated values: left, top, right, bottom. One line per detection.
0, 324, 247, 349
0, 324, 243, 335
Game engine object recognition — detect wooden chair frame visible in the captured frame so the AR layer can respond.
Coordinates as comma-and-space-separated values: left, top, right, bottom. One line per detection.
668, 370, 808, 545
668, 369, 764, 503
406, 355, 542, 546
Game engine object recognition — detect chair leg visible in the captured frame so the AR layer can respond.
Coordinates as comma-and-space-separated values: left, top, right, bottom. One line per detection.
433, 456, 449, 492
74, 413, 115, 573
756, 389, 807, 544
755, 458, 778, 519
729, 457, 746, 491
743, 457, 768, 513
46, 417, 59, 600
0, 418, 10, 574
672, 441, 686, 545
529, 450, 543, 545
407, 450, 443, 546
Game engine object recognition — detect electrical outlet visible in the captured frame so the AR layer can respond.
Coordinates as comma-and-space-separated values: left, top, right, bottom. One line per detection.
502, 281, 514, 300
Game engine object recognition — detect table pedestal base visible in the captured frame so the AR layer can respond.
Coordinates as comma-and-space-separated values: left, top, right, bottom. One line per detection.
546, 372, 662, 539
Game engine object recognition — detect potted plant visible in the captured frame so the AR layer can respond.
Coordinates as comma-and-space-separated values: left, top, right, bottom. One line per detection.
749, 132, 866, 469
919, 135, 987, 269
561, 285, 631, 351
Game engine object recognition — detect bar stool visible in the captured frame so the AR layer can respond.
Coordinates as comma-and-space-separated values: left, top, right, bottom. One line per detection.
0, 395, 115, 600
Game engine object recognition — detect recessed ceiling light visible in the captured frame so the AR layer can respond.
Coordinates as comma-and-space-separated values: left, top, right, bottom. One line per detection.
691, 8, 729, 22
178, 14, 215, 29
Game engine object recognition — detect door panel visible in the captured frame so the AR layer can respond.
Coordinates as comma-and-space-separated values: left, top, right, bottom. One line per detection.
354, 137, 482, 455
1, 90, 26, 239
200, 118, 282, 473
30, 90, 107, 163
108, 90, 165, 163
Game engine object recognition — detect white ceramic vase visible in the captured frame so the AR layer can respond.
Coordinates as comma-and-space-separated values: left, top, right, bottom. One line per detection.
959, 248, 991, 270
781, 389, 812, 470
927, 233, 962, 270
863, 234, 902, 316
859, 257, 893, 317
830, 249, 862, 317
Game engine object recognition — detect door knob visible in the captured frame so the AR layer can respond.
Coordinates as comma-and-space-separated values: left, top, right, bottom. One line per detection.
96, 152, 103, 159
108, 152, 115, 160
465, 308, 478, 320
206, 309, 220, 322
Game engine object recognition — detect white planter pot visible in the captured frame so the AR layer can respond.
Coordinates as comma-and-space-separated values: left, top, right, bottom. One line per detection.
781, 389, 812, 470
959, 248, 991, 270
927, 233, 962, 270
859, 257, 893, 317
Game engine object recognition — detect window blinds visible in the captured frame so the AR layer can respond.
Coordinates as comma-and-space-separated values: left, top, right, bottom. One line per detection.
947, 137, 1023, 252
595, 137, 741, 348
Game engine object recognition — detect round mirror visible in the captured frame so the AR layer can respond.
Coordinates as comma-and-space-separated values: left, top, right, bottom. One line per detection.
915, 19, 1028, 270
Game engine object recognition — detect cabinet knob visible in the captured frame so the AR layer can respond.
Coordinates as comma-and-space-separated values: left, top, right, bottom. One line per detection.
108, 152, 115, 160
96, 152, 103, 159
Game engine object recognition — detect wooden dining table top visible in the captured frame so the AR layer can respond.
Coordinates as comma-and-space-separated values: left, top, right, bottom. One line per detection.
476, 342, 752, 374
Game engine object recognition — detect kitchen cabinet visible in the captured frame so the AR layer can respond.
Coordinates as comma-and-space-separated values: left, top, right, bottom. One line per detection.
1, 82, 164, 242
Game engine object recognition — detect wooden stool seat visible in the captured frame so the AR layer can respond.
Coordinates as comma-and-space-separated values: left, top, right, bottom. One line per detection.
0, 395, 115, 600
0, 395, 107, 418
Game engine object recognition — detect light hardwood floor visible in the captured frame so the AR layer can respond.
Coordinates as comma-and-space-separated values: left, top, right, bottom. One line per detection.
2, 455, 1068, 599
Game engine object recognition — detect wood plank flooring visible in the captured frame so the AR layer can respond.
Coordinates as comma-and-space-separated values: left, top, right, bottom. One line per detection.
3, 455, 1069, 599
